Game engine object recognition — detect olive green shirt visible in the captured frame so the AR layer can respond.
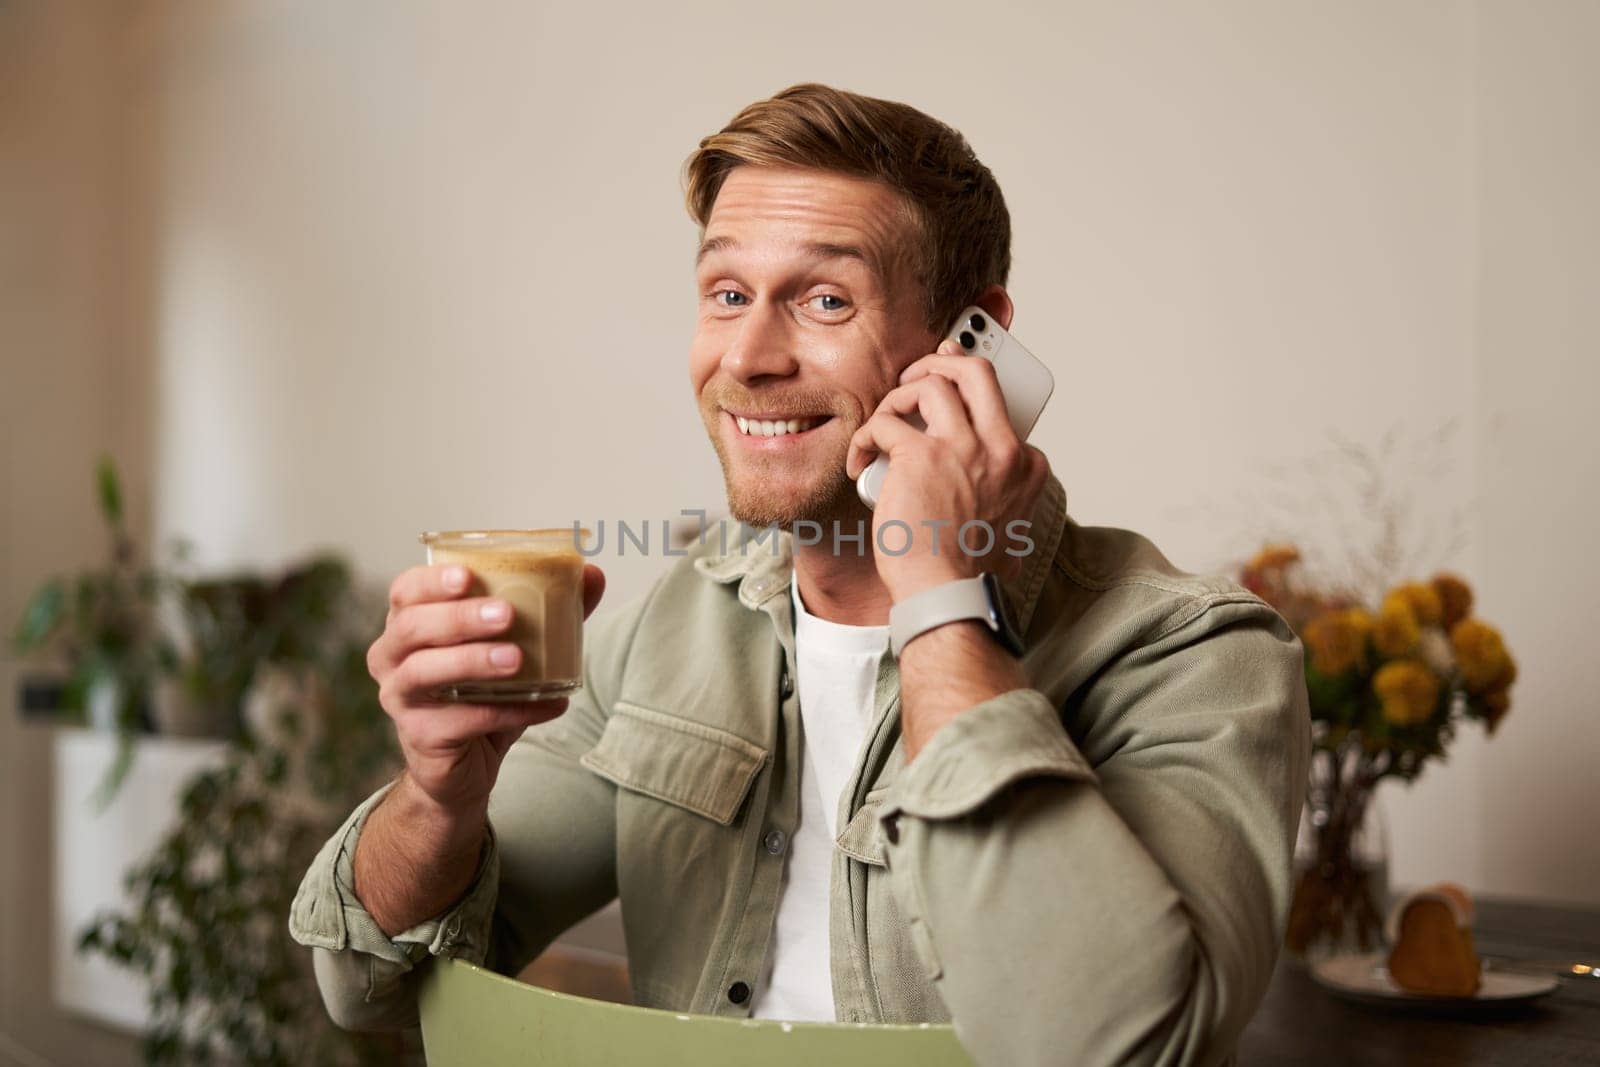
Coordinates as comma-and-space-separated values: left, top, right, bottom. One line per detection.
289, 476, 1310, 1065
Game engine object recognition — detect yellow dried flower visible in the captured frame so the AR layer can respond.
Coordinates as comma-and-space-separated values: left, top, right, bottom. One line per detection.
1346, 608, 1374, 641
1451, 618, 1515, 692
1480, 687, 1512, 735
1431, 573, 1474, 630
1385, 583, 1444, 627
1303, 608, 1372, 676
1373, 660, 1442, 727
1373, 601, 1421, 658
1248, 544, 1301, 572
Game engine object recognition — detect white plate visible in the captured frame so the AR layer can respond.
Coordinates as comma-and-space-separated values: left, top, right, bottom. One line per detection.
1311, 952, 1559, 1006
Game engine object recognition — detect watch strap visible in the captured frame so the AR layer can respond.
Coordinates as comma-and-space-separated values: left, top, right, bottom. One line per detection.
889, 575, 997, 658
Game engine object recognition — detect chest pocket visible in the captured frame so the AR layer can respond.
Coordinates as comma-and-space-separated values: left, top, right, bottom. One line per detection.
579, 700, 769, 826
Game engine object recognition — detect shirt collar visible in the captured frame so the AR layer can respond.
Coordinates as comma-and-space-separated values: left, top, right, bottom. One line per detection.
692, 473, 1068, 635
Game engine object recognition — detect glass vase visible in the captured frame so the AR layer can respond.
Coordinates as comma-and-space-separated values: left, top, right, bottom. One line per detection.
1285, 781, 1390, 961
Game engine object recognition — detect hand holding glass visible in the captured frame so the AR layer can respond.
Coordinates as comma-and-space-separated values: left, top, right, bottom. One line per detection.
418, 528, 590, 702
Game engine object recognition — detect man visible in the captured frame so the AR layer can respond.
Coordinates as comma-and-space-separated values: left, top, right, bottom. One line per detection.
291, 83, 1310, 1065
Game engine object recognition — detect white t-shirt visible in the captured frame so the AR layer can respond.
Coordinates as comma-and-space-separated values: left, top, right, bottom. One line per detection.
749, 577, 889, 1021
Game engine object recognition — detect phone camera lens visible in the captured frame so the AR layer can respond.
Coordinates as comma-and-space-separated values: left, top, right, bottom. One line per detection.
958, 331, 976, 350
969, 313, 987, 332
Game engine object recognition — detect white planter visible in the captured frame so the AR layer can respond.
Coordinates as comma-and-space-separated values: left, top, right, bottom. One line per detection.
52, 728, 228, 1032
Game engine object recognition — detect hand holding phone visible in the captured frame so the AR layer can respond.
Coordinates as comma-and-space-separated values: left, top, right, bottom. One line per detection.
856, 306, 1055, 509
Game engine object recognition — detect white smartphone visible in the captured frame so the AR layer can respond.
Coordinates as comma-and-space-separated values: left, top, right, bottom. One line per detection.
856, 306, 1055, 509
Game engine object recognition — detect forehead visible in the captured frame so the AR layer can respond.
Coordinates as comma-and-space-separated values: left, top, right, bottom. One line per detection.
699, 166, 915, 276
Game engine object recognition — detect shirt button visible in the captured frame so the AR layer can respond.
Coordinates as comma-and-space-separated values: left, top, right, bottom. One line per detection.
763, 829, 787, 855
779, 667, 794, 700
727, 981, 751, 1005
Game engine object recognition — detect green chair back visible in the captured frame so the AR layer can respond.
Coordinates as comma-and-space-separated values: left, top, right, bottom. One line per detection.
418, 958, 977, 1066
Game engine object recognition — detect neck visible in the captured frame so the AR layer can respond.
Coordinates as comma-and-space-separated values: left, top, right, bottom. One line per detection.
792, 522, 892, 627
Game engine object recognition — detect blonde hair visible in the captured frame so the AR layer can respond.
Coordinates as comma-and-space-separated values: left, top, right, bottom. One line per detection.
684, 83, 1011, 334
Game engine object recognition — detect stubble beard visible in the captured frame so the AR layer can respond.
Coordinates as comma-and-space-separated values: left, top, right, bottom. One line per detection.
700, 401, 867, 531
722, 453, 863, 531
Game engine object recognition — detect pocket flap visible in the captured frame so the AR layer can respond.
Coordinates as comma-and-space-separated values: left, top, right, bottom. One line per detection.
580, 701, 769, 826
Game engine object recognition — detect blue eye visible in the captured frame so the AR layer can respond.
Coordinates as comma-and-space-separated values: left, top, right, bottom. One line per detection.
715, 290, 749, 307
810, 294, 847, 312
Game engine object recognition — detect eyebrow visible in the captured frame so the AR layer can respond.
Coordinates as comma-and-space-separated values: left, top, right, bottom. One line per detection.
695, 236, 884, 281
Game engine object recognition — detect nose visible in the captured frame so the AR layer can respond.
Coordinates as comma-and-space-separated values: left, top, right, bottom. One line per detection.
720, 300, 799, 386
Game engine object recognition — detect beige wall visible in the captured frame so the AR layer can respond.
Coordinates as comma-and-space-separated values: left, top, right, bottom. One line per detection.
1, 3, 146, 1063
3, 0, 1596, 1059
133, 0, 1599, 899
1471, 0, 1600, 900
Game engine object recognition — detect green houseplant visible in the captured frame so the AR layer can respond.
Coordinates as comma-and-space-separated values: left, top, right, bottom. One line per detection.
78, 556, 418, 1065
14, 456, 418, 1061
11, 454, 372, 750
11, 457, 178, 803
158, 555, 357, 738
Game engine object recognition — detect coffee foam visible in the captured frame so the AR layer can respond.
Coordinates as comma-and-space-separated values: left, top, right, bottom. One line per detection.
437, 548, 585, 577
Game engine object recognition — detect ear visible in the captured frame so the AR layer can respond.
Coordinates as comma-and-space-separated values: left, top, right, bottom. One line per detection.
972, 285, 1015, 331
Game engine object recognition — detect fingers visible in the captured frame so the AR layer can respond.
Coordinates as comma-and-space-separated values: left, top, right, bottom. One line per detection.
846, 408, 927, 480
874, 374, 977, 454
849, 340, 1022, 484
899, 346, 1014, 444
383, 641, 527, 705
375, 562, 592, 811
847, 368, 998, 479
389, 563, 474, 611
374, 563, 605, 678
369, 595, 513, 676
581, 565, 606, 619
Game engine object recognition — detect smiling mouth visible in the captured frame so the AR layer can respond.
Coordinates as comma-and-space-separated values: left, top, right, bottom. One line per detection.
728, 413, 833, 438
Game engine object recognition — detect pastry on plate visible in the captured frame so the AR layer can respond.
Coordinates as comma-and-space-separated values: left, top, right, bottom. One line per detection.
1384, 882, 1482, 996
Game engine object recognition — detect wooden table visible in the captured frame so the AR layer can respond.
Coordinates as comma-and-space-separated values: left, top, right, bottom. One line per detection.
1239, 896, 1600, 1065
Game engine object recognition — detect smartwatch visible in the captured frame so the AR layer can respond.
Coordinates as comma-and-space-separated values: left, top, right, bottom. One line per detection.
889, 572, 1024, 658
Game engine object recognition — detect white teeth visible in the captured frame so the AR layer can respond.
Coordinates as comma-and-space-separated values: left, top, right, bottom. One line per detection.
733, 415, 823, 437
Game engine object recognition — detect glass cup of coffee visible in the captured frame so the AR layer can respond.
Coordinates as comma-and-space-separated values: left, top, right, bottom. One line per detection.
418, 527, 590, 702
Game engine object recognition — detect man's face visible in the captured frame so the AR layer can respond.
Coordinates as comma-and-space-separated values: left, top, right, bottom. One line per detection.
690, 165, 939, 529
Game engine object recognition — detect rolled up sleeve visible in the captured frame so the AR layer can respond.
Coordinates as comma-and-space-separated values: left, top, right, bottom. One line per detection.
879, 595, 1311, 1067
288, 780, 500, 1030
881, 688, 1097, 821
